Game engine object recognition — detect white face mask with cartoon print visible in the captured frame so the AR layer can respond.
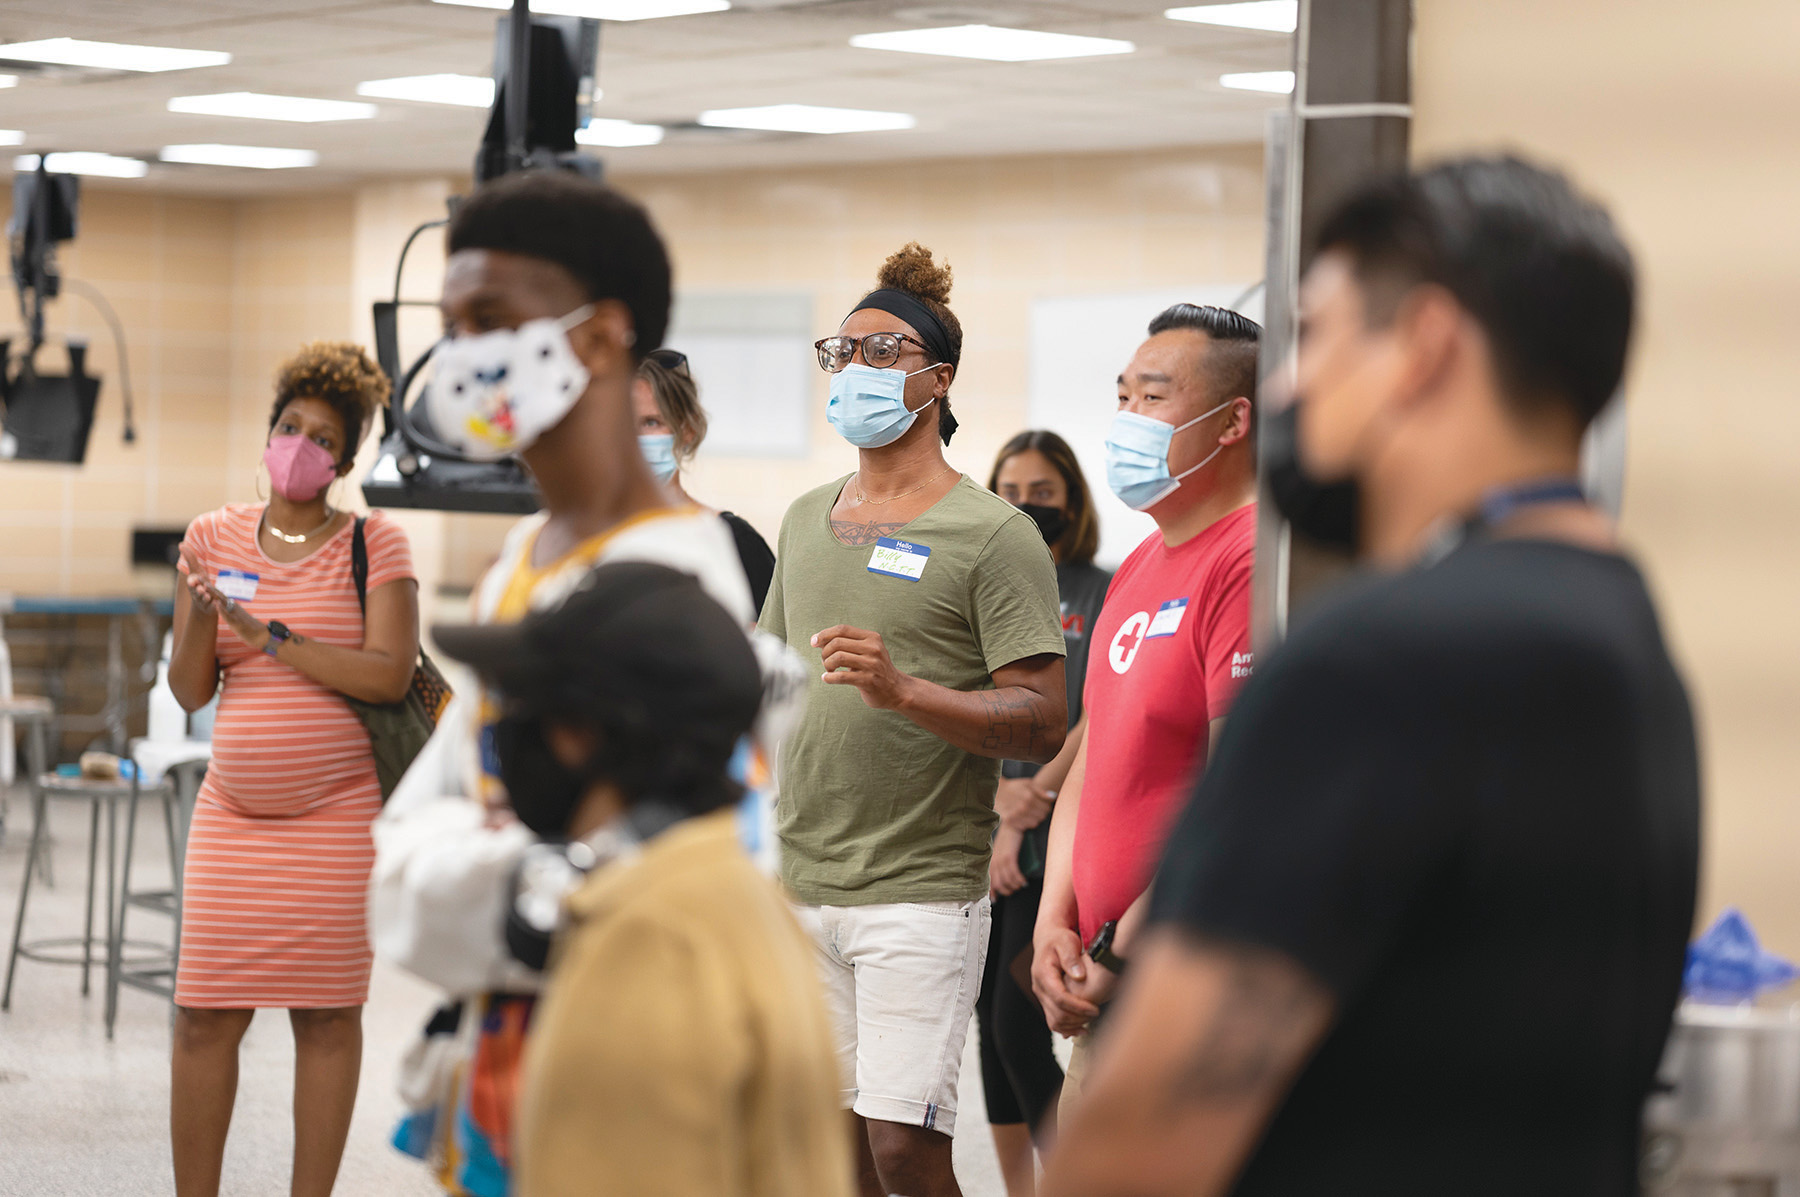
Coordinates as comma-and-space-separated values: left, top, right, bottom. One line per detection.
424, 305, 594, 461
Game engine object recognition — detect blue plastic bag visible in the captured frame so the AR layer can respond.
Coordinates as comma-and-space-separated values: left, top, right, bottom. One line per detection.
1683, 908, 1798, 1005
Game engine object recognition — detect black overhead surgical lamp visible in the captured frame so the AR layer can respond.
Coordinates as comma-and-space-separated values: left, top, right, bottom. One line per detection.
361, 0, 602, 515
2, 158, 136, 464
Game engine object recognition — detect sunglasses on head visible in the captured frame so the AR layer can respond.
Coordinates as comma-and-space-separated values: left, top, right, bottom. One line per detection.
646, 348, 690, 374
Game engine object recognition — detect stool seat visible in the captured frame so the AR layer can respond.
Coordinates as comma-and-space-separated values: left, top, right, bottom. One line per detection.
41, 774, 168, 797
0, 696, 54, 720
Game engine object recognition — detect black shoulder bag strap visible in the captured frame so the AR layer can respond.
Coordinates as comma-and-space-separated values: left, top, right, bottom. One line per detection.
352, 516, 369, 615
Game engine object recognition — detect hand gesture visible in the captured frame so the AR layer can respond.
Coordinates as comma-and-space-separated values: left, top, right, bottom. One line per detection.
1067, 951, 1120, 1009
181, 552, 222, 616
812, 625, 912, 710
1031, 924, 1100, 1037
995, 776, 1055, 830
990, 824, 1028, 898
183, 553, 270, 652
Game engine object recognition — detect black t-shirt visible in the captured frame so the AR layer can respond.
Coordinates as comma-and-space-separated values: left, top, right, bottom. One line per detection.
1151, 538, 1700, 1197
1003, 559, 1113, 782
720, 511, 775, 615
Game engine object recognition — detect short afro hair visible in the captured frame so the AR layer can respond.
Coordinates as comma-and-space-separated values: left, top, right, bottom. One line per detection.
267, 341, 390, 466
448, 170, 672, 362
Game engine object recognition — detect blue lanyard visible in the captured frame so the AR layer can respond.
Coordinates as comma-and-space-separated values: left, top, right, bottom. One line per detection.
1422, 476, 1589, 566
1476, 477, 1588, 528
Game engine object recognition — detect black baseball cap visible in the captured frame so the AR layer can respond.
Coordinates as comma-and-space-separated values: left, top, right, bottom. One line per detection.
432, 560, 762, 759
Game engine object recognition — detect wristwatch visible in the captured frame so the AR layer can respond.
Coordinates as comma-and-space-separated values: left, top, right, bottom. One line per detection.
1086, 919, 1128, 976
263, 620, 292, 658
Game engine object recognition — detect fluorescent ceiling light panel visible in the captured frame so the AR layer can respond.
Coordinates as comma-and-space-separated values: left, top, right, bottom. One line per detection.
697, 104, 915, 134
357, 74, 495, 108
168, 93, 377, 122
0, 130, 24, 147
0, 75, 17, 88
431, 0, 728, 19
14, 151, 148, 178
0, 37, 230, 72
1165, 2, 1297, 33
1220, 69, 1294, 93
160, 144, 319, 169
575, 118, 664, 147
850, 24, 1134, 62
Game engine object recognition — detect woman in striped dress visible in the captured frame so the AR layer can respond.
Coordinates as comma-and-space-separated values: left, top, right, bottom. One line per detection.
167, 342, 418, 1197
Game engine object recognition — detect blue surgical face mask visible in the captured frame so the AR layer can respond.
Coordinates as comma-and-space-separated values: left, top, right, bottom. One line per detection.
1104, 400, 1235, 511
638, 432, 679, 483
827, 362, 938, 449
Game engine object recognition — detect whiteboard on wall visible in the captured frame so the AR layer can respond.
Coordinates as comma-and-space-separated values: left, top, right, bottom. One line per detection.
1028, 285, 1260, 568
666, 293, 813, 459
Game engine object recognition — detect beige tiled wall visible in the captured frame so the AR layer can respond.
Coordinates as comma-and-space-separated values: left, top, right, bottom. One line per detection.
0, 188, 355, 598
1414, 1, 1800, 953
2, 145, 1263, 600
617, 144, 1266, 551
405, 145, 1268, 590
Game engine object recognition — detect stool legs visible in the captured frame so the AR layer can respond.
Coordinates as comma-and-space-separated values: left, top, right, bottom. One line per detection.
80, 799, 102, 996
1, 788, 47, 1010
107, 784, 137, 1038
108, 779, 184, 1038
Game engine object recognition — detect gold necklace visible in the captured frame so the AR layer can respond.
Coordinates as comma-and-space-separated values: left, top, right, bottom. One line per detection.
265, 508, 336, 544
854, 465, 954, 506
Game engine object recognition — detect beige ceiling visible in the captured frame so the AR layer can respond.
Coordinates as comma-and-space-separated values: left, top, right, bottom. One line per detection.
0, 0, 1291, 193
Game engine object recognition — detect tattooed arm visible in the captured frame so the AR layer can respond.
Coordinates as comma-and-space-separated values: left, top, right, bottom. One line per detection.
1040, 929, 1334, 1197
811, 624, 1066, 763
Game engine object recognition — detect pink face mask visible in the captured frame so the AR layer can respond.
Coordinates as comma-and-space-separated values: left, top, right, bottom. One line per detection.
264, 434, 341, 502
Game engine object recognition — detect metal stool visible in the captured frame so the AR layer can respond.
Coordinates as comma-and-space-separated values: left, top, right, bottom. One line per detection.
2, 770, 171, 1013
0, 696, 54, 870
106, 757, 205, 1037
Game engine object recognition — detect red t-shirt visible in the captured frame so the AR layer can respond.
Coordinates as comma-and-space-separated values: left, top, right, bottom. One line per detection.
1072, 503, 1257, 943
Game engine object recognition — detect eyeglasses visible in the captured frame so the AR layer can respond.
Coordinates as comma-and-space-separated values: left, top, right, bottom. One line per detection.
646, 347, 690, 374
814, 332, 934, 374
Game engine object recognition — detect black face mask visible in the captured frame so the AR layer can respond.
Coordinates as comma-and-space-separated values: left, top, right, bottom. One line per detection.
492, 715, 588, 840
1018, 503, 1069, 546
1263, 401, 1361, 554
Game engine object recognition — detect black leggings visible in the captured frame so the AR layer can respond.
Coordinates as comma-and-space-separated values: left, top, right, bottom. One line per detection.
975, 872, 1064, 1134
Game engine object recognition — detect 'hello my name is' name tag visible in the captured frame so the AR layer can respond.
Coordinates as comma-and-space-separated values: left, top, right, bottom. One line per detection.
868, 537, 932, 581
1145, 596, 1188, 639
216, 569, 259, 602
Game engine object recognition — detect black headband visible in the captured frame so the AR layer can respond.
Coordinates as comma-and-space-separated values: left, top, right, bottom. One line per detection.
850, 289, 958, 369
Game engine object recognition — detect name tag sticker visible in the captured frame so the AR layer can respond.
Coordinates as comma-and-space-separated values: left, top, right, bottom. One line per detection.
868, 537, 932, 581
1145, 597, 1188, 639
216, 569, 259, 602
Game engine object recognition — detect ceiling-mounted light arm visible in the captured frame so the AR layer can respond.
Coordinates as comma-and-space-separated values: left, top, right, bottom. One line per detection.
506, 0, 534, 174
393, 217, 450, 305
10, 157, 66, 358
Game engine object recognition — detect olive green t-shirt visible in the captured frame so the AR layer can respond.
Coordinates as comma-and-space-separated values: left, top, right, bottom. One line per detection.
760, 474, 1066, 906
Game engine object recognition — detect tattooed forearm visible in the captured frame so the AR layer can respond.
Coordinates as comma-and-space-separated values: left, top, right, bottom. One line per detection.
1166, 940, 1332, 1108
830, 520, 911, 547
978, 686, 1057, 760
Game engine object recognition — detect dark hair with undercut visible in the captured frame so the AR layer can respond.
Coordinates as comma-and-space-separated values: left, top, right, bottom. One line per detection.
1312, 155, 1634, 429
876, 242, 962, 443
1147, 303, 1262, 434
987, 429, 1101, 566
267, 341, 390, 467
448, 169, 672, 362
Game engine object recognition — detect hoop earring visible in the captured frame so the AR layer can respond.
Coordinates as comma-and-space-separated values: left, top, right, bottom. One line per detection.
255, 469, 268, 503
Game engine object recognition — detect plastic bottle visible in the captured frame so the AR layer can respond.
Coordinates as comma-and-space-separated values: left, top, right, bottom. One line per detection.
148, 632, 186, 743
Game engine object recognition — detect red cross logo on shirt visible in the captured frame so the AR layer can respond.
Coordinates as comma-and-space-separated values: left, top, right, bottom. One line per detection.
1108, 611, 1150, 674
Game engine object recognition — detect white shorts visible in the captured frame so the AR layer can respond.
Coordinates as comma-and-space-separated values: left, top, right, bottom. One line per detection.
791, 897, 991, 1137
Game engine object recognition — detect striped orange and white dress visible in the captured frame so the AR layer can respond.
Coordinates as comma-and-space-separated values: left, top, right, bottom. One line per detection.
175, 503, 414, 1009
